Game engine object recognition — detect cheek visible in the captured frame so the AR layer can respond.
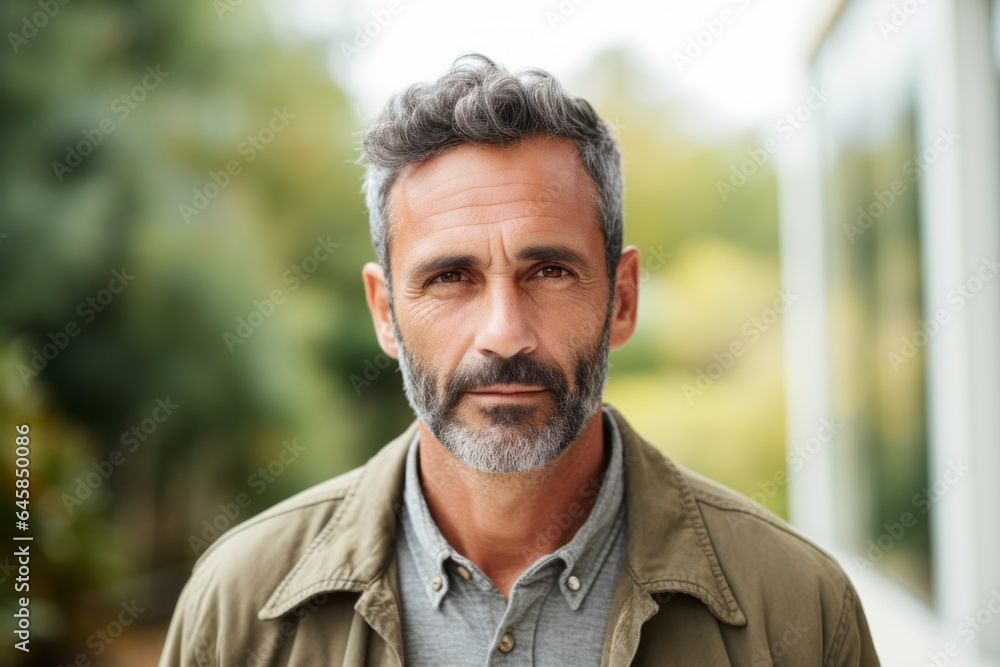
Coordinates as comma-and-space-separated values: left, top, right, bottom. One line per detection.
542, 292, 608, 338
538, 304, 609, 367
396, 300, 471, 368
399, 297, 451, 334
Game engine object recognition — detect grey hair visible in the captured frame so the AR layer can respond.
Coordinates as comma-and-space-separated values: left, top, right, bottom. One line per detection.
358, 52, 624, 293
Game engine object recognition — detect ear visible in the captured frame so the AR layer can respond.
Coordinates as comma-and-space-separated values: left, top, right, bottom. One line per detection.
609, 246, 640, 351
362, 262, 400, 359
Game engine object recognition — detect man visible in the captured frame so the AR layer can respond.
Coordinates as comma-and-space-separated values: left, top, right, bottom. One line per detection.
160, 53, 880, 666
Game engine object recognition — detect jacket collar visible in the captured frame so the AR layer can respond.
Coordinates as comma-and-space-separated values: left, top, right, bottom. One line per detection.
258, 404, 746, 627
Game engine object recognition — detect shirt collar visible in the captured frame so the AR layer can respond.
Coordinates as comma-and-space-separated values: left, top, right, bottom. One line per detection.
399, 405, 627, 611
257, 403, 745, 627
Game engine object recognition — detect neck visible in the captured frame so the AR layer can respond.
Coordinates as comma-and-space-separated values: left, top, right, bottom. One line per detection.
415, 406, 608, 601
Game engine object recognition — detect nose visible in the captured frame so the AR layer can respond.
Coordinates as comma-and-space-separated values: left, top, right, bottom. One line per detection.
473, 283, 538, 359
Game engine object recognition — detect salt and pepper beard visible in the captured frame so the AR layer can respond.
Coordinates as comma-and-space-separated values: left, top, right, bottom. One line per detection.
391, 297, 614, 475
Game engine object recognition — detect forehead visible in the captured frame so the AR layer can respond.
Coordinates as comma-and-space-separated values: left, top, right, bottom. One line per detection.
385, 136, 602, 267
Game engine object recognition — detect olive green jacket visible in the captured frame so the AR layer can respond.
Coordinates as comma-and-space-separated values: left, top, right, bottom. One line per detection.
159, 405, 880, 666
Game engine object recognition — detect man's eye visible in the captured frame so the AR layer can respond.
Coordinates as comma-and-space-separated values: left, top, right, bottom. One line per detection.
537, 266, 570, 278
432, 271, 464, 284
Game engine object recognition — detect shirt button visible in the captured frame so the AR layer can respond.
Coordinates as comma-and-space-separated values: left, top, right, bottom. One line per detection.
456, 565, 471, 580
497, 632, 515, 653
567, 575, 581, 591
430, 575, 443, 591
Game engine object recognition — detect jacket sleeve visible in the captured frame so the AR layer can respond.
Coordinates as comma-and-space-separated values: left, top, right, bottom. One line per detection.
827, 582, 881, 667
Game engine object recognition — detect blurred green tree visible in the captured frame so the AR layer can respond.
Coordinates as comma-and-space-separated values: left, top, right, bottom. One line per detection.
0, 0, 412, 662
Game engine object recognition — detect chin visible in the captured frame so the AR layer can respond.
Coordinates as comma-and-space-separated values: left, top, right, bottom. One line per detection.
435, 417, 573, 475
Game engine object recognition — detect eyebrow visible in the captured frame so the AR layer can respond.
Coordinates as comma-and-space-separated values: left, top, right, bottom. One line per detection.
515, 245, 588, 267
410, 254, 480, 280
408, 245, 590, 281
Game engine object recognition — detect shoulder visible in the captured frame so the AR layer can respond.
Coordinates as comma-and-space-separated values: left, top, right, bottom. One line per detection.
159, 464, 370, 666
680, 461, 847, 575
680, 465, 879, 664
195, 463, 366, 571
191, 421, 413, 582
676, 461, 859, 618
160, 423, 418, 665
183, 464, 366, 612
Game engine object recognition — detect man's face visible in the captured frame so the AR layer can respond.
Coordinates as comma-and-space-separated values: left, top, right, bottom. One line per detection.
366, 136, 627, 474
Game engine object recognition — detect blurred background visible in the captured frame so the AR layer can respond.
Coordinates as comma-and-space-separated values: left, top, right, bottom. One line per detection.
0, 0, 997, 664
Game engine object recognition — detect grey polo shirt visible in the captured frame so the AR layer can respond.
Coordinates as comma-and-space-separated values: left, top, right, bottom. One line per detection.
394, 406, 628, 667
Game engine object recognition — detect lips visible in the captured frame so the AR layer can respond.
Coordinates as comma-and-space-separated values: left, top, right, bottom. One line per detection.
464, 385, 548, 400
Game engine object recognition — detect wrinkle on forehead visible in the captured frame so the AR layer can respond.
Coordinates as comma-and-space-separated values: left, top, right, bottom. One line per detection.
388, 136, 600, 239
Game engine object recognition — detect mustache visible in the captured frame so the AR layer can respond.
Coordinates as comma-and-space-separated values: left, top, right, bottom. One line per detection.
442, 354, 569, 406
